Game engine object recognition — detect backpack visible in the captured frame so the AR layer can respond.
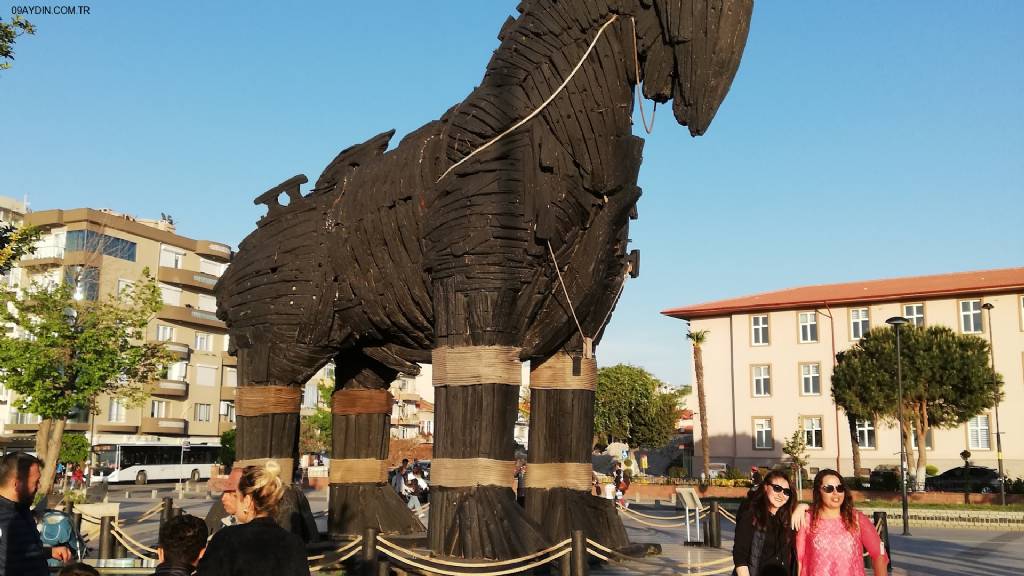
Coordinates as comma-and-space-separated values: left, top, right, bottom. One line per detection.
39, 509, 88, 565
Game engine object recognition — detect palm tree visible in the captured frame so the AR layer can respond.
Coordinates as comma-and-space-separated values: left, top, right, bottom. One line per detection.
687, 329, 711, 478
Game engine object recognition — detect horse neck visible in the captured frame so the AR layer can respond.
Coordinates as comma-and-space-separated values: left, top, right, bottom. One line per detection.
442, 8, 637, 173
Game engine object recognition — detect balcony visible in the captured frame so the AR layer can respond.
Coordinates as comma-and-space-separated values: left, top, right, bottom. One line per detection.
152, 341, 191, 360
156, 304, 226, 330
96, 423, 139, 434
220, 386, 236, 401
157, 266, 219, 292
221, 352, 237, 366
151, 379, 188, 398
140, 417, 188, 436
6, 420, 89, 433
19, 245, 64, 267
194, 240, 232, 262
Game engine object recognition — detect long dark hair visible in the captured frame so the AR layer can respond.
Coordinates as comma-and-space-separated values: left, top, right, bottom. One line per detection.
751, 470, 794, 529
811, 469, 856, 532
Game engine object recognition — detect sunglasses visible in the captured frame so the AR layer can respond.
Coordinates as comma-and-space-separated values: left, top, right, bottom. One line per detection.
821, 484, 846, 494
768, 483, 793, 497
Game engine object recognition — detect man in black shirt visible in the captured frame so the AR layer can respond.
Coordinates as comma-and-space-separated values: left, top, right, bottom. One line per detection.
0, 452, 72, 576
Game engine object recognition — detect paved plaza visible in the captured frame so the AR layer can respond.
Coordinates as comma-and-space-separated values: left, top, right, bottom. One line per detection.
103, 489, 1023, 576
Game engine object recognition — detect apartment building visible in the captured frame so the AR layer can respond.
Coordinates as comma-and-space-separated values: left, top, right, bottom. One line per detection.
5, 206, 236, 447
663, 267, 1024, 478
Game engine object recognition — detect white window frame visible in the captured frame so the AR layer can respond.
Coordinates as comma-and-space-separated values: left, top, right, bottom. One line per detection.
798, 311, 818, 343
160, 246, 185, 269
157, 325, 175, 342
195, 364, 217, 387
166, 361, 187, 382
197, 294, 217, 313
751, 314, 770, 346
960, 299, 983, 334
803, 416, 823, 449
800, 363, 821, 396
117, 278, 134, 295
108, 398, 126, 423
752, 365, 771, 397
195, 332, 212, 352
850, 308, 870, 340
903, 303, 925, 327
151, 400, 169, 418
159, 283, 182, 306
194, 403, 211, 422
855, 419, 876, 449
223, 367, 237, 388
753, 417, 773, 450
968, 415, 991, 450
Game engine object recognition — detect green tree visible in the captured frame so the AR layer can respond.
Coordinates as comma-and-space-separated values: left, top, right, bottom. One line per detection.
0, 224, 41, 273
300, 379, 334, 454
0, 16, 36, 71
59, 433, 91, 465
686, 329, 711, 477
219, 428, 236, 468
595, 364, 683, 448
782, 424, 809, 494
832, 325, 1002, 486
0, 269, 170, 496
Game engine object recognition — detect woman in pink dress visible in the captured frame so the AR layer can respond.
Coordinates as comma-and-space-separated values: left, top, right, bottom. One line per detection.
795, 469, 887, 576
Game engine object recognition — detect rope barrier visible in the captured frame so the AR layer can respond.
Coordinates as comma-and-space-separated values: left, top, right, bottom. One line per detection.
135, 501, 165, 524
112, 524, 159, 555
309, 544, 362, 572
586, 547, 611, 562
109, 526, 157, 560
307, 537, 363, 562
377, 543, 570, 576
586, 538, 734, 570
377, 536, 570, 568
616, 504, 705, 528
614, 506, 693, 521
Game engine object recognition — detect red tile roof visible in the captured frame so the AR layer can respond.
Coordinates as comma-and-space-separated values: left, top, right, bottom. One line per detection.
662, 267, 1024, 320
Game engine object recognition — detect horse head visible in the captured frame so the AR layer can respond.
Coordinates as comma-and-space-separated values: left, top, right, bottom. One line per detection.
626, 0, 753, 136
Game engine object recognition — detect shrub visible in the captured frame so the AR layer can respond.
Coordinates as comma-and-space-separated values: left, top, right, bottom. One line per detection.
722, 466, 747, 480
668, 466, 688, 479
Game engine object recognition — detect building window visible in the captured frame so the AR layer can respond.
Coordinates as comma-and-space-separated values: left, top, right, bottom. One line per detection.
903, 303, 925, 327
753, 418, 773, 450
911, 423, 934, 450
151, 400, 169, 418
198, 294, 217, 312
194, 403, 211, 422
195, 365, 217, 387
199, 258, 225, 277
798, 311, 818, 343
968, 415, 990, 449
159, 283, 181, 306
803, 416, 823, 449
800, 363, 821, 395
64, 266, 100, 301
960, 300, 983, 334
157, 325, 174, 342
117, 278, 134, 295
195, 332, 212, 352
223, 367, 237, 388
752, 314, 769, 345
420, 419, 434, 435
108, 398, 126, 423
752, 365, 771, 397
220, 401, 236, 422
850, 308, 870, 340
65, 230, 136, 261
855, 419, 875, 448
160, 246, 185, 269
166, 361, 187, 381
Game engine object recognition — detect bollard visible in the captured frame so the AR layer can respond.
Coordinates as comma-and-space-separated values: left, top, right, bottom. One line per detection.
873, 511, 893, 573
151, 489, 158, 499
362, 527, 378, 576
571, 530, 588, 576
114, 538, 127, 559
72, 512, 82, 534
99, 516, 114, 559
173, 507, 184, 517
560, 547, 571, 575
64, 499, 74, 515
377, 559, 390, 576
160, 496, 174, 528
708, 502, 721, 548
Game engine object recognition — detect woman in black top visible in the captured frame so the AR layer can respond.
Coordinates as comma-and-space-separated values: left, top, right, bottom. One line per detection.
733, 470, 795, 576
197, 461, 309, 576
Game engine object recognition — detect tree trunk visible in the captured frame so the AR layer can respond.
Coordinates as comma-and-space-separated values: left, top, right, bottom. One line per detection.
35, 419, 52, 461
693, 344, 710, 477
900, 417, 915, 491
913, 401, 929, 490
847, 414, 863, 477
37, 418, 67, 501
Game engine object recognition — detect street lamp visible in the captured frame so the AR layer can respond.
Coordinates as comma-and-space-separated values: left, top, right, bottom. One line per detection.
885, 316, 911, 536
981, 302, 1006, 506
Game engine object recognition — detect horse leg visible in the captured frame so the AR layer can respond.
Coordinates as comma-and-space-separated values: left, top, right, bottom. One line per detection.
525, 350, 629, 549
327, 350, 423, 538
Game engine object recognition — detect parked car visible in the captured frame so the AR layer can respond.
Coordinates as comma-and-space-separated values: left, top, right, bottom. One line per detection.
866, 465, 917, 492
706, 462, 728, 479
924, 466, 1002, 493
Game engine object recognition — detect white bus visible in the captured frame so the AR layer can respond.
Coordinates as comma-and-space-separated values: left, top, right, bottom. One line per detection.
91, 443, 221, 485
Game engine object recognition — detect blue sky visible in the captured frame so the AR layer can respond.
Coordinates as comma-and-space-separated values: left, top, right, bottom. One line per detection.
3, 1, 1022, 387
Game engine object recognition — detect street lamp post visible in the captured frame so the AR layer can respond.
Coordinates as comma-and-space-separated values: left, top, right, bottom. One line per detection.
981, 302, 1006, 506
886, 316, 911, 536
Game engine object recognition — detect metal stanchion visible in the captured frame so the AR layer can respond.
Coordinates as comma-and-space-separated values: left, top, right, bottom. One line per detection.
72, 512, 82, 534
99, 516, 114, 559
709, 502, 721, 548
377, 559, 391, 576
362, 527, 378, 576
160, 496, 174, 528
873, 511, 893, 573
571, 530, 588, 576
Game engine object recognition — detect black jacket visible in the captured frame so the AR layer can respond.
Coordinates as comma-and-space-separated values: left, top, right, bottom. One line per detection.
0, 495, 50, 576
151, 562, 196, 576
732, 505, 793, 576
196, 516, 309, 576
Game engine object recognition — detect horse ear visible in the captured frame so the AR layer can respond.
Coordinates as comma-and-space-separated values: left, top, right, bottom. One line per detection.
671, 0, 753, 135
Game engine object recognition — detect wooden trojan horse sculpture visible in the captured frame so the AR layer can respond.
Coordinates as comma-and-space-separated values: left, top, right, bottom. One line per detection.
215, 0, 752, 559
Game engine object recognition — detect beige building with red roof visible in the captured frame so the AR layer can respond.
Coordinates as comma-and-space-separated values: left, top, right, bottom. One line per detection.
663, 267, 1024, 479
